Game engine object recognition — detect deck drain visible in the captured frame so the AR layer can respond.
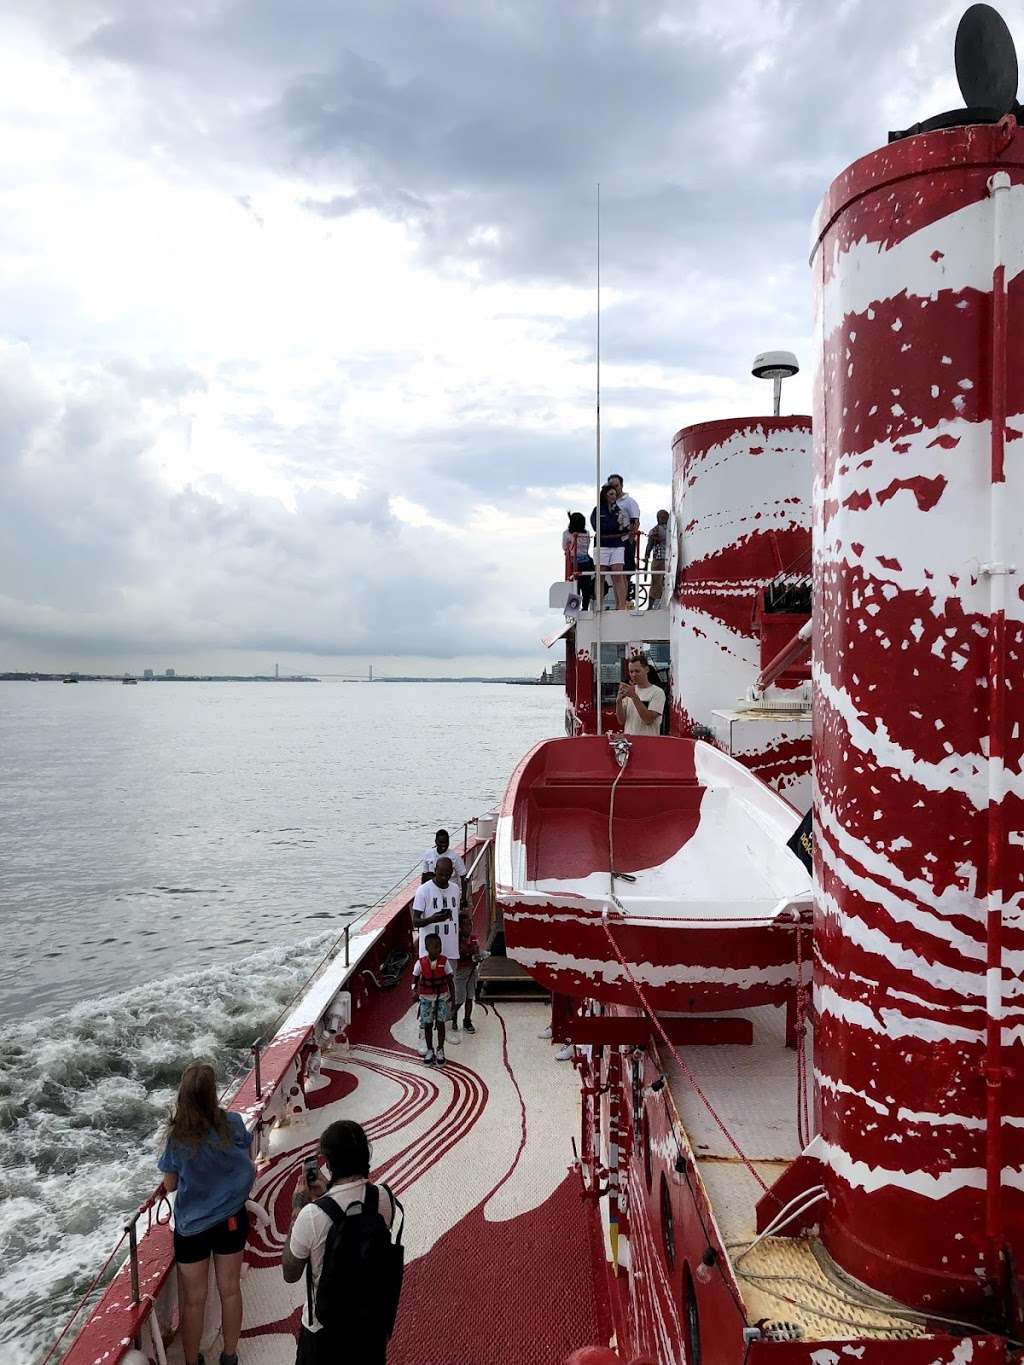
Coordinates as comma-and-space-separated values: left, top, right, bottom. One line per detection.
762, 1320, 804, 1341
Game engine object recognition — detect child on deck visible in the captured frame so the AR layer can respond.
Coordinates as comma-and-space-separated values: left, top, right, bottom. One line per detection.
451, 912, 486, 1038
412, 932, 456, 1066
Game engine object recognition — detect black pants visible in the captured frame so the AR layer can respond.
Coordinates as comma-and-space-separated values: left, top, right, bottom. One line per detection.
295, 1325, 387, 1365
577, 557, 595, 611
624, 536, 636, 598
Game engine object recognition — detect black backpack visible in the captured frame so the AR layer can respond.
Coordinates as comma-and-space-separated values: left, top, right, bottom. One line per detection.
306, 1183, 405, 1338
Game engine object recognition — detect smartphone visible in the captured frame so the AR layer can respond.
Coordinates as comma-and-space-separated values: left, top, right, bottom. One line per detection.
304, 1156, 319, 1188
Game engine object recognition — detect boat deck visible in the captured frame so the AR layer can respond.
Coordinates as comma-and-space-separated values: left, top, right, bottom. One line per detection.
165, 997, 606, 1365
669, 1005, 922, 1342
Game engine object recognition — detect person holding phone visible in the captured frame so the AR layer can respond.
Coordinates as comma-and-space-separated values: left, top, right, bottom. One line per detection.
284, 1121, 400, 1365
616, 655, 666, 736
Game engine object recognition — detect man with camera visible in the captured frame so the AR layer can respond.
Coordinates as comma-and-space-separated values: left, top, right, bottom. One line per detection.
615, 655, 666, 736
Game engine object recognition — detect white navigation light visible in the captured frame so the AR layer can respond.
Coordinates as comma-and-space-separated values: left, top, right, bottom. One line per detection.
752, 350, 799, 416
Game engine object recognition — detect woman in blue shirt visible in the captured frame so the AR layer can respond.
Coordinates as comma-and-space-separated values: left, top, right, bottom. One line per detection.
159, 1062, 255, 1365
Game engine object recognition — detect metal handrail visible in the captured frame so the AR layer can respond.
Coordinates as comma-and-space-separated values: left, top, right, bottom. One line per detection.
562, 528, 670, 614
464, 835, 493, 884
49, 820, 485, 1365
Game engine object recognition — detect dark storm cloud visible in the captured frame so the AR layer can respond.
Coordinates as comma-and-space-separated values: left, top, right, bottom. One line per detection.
59, 0, 965, 350
3, 0, 973, 663
249, 0, 960, 294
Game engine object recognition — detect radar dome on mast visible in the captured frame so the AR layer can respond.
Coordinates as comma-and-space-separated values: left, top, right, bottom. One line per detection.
752, 349, 799, 416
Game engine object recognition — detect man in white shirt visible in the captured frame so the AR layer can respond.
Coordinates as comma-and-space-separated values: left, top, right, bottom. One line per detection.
282, 1118, 397, 1365
608, 474, 641, 601
411, 858, 461, 963
421, 828, 468, 903
616, 655, 666, 736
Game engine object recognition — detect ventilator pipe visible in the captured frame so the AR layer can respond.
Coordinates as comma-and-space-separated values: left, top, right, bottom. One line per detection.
982, 167, 1016, 1258
752, 618, 812, 697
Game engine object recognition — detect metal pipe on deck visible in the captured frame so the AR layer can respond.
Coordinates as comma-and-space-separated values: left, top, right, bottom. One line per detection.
983, 167, 1014, 1258
753, 619, 812, 696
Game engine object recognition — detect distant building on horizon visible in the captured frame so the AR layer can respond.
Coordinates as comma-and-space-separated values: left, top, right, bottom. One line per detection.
275, 663, 279, 679
165, 668, 175, 678
143, 669, 154, 680
369, 664, 373, 682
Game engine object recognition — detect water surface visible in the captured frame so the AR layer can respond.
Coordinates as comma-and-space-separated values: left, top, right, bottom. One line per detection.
0, 679, 562, 1361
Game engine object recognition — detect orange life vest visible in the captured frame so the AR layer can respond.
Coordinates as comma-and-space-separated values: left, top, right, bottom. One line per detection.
418, 954, 450, 995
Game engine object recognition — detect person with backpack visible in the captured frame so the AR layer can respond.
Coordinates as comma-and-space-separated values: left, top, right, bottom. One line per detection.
282, 1119, 404, 1365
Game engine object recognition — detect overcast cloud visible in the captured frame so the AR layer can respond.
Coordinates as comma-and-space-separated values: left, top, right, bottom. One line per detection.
0, 0, 970, 674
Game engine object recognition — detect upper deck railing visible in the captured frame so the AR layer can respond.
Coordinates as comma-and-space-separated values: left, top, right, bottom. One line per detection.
563, 528, 669, 614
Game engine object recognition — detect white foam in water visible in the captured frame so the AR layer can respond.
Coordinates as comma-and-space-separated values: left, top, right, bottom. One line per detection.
0, 934, 334, 1364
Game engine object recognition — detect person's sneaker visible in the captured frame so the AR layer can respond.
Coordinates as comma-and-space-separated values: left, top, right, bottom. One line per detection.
419, 1039, 431, 1057
424, 1050, 436, 1066
539, 1025, 552, 1039
435, 1049, 447, 1065
447, 1023, 462, 1045
555, 1043, 575, 1061
463, 1019, 476, 1034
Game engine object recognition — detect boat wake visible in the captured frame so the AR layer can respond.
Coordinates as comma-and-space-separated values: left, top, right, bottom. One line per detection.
0, 933, 336, 1365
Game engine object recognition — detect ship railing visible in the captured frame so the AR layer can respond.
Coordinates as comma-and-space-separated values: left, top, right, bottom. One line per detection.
563, 530, 669, 613
48, 821, 497, 1365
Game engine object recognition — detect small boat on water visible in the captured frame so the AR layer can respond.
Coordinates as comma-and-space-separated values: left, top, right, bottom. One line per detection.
122, 675, 138, 685
61, 675, 78, 684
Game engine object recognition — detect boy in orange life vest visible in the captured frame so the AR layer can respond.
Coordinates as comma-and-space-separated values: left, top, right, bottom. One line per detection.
412, 932, 456, 1067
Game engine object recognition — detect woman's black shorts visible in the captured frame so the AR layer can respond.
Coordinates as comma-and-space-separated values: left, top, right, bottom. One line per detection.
173, 1205, 249, 1263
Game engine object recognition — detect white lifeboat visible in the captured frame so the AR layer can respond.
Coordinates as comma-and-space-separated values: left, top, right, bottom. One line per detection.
496, 735, 811, 1012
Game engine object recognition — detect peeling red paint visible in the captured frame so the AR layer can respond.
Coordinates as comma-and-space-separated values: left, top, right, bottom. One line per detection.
876, 473, 948, 511
812, 122, 1024, 1316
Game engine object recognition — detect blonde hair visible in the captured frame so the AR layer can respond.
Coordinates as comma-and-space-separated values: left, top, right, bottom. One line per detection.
167, 1061, 230, 1151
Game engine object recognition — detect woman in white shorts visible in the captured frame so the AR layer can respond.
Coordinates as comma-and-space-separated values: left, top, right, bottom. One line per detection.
593, 483, 628, 610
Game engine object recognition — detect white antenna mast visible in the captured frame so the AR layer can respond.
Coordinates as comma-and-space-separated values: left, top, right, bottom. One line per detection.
594, 183, 603, 736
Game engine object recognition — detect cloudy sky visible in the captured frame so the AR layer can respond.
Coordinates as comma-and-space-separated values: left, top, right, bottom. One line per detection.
0, 0, 968, 675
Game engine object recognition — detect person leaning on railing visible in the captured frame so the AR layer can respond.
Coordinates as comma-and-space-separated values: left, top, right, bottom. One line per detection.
562, 512, 595, 611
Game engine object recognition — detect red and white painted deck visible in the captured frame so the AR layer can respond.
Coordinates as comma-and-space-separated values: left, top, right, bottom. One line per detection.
60, 857, 611, 1365
208, 1002, 603, 1365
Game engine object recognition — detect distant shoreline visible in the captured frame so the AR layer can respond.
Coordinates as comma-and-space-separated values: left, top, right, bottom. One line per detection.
0, 672, 555, 685
0, 672, 319, 683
